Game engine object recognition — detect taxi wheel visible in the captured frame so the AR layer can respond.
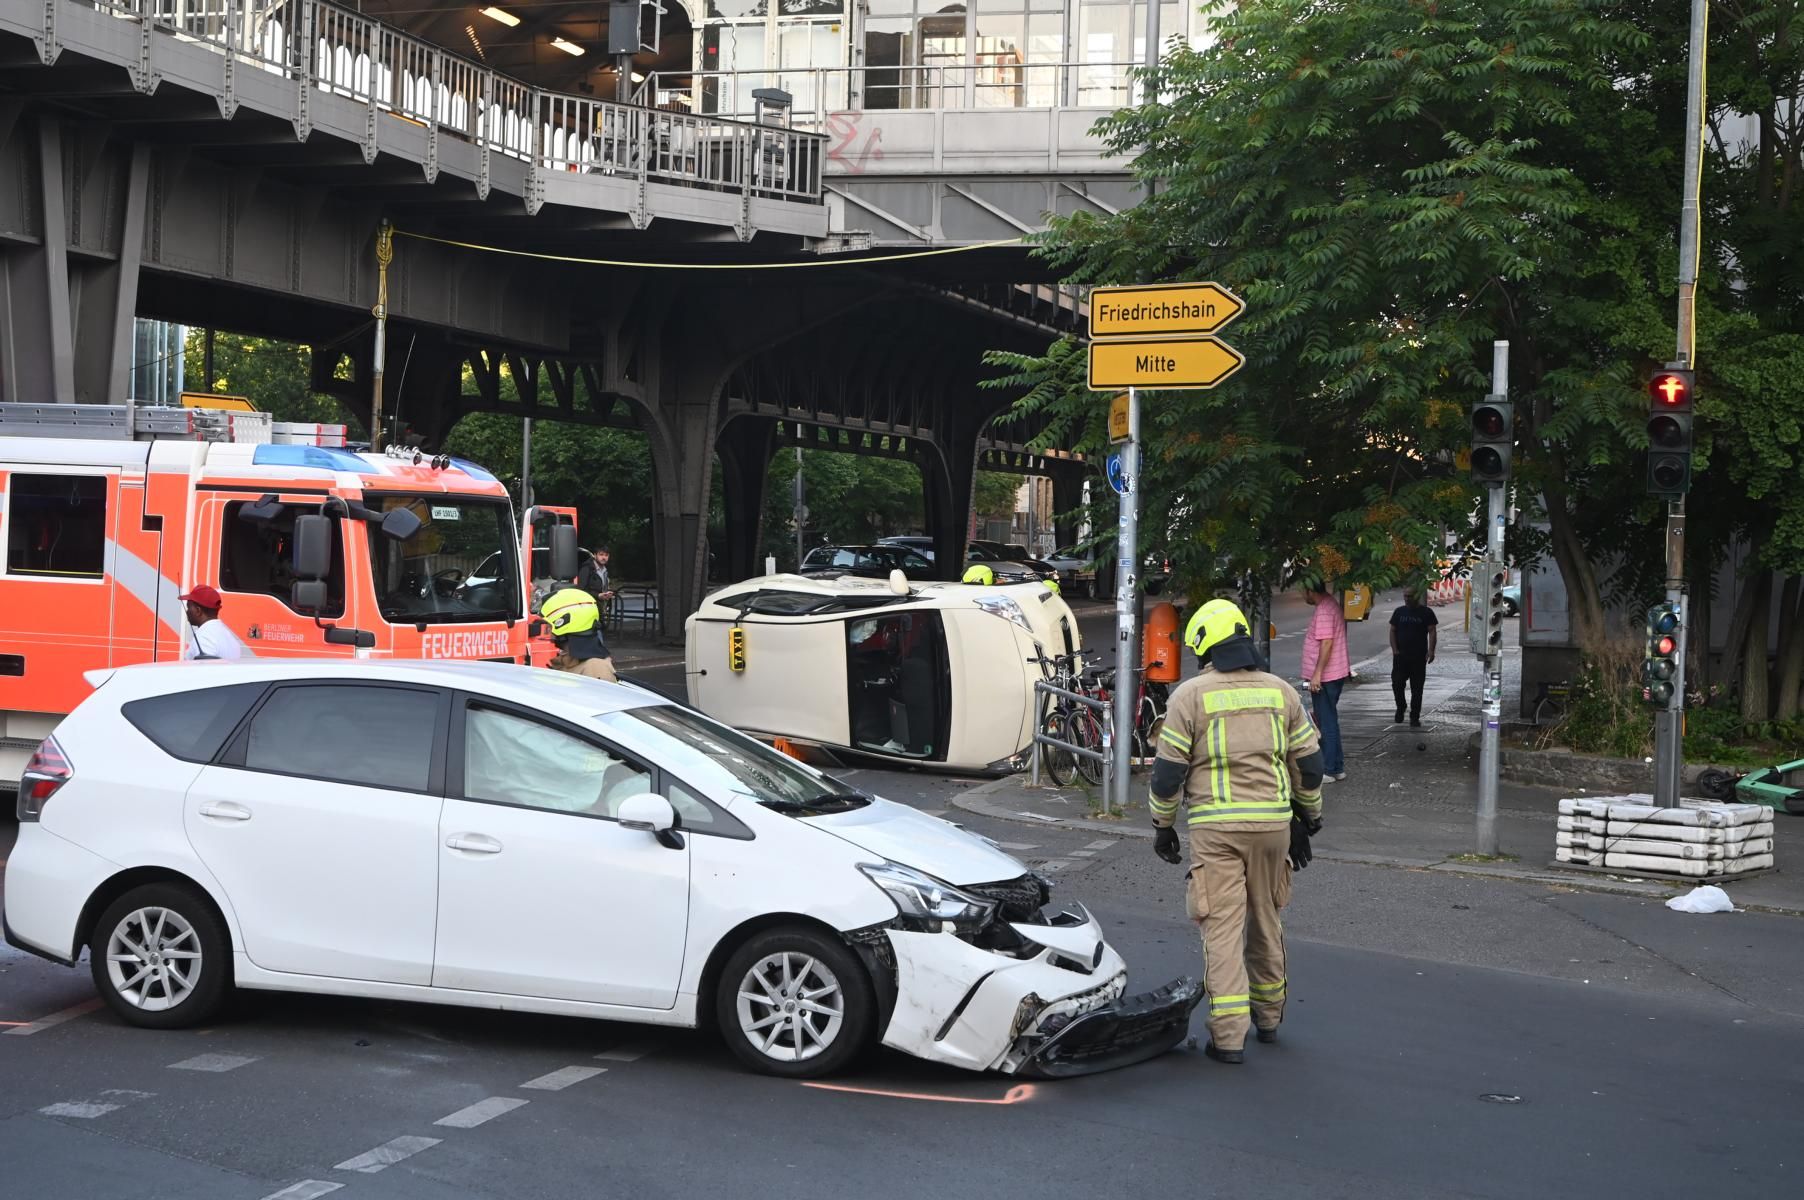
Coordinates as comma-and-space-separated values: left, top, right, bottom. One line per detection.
716, 927, 873, 1078
89, 883, 231, 1030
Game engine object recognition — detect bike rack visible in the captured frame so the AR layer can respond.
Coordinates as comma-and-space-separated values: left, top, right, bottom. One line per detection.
1030, 679, 1116, 814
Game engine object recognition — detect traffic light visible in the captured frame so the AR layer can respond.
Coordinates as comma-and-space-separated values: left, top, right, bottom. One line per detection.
1470, 395, 1513, 483
1646, 367, 1694, 498
1468, 561, 1508, 657
1642, 602, 1680, 705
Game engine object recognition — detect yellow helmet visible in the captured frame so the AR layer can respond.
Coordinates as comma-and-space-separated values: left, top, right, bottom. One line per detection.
1042, 578, 1061, 595
1184, 597, 1251, 659
962, 564, 995, 586
541, 587, 600, 636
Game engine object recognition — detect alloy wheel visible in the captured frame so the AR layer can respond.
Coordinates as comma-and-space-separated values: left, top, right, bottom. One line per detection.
735, 952, 845, 1063
106, 906, 202, 1012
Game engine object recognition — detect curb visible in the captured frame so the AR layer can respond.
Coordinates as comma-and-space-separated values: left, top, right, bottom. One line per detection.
950, 779, 1804, 916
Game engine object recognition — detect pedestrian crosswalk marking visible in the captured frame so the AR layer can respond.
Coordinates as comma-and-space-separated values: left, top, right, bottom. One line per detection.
435, 1096, 528, 1128
522, 1065, 606, 1090
334, 1135, 441, 1174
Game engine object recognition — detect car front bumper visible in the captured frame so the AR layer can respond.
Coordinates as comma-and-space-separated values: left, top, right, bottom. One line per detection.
877, 905, 1200, 1077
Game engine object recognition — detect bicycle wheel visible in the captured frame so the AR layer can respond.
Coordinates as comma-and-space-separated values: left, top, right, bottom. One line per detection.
1069, 708, 1105, 787
1040, 709, 1077, 787
1134, 695, 1163, 761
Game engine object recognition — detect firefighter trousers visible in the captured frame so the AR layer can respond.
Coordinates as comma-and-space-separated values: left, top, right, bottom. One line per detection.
1184, 824, 1291, 1051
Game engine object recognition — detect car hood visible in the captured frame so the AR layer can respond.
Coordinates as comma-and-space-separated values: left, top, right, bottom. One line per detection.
809, 798, 1028, 886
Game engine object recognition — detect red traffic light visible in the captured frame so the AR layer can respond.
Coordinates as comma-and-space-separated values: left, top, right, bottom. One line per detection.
1649, 370, 1692, 409
1655, 635, 1676, 657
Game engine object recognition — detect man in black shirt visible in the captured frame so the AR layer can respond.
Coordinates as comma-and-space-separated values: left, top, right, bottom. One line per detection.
1389, 588, 1438, 727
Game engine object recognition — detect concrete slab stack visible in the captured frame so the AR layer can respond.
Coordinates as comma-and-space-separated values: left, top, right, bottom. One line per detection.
1555, 796, 1776, 879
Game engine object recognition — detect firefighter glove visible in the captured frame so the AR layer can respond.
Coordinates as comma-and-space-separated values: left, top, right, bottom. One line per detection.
1153, 825, 1183, 864
1287, 817, 1314, 871
1292, 801, 1323, 837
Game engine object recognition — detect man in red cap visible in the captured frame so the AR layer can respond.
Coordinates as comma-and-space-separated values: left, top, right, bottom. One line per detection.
179, 585, 248, 661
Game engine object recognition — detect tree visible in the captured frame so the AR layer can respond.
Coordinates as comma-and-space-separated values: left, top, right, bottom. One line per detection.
182, 331, 349, 425
999, 0, 1802, 699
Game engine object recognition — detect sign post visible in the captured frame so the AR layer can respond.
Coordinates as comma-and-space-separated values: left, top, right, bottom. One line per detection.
1087, 282, 1247, 816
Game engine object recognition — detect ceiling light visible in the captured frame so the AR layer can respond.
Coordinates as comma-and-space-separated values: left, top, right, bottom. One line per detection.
479, 7, 520, 27
551, 37, 585, 56
631, 71, 645, 83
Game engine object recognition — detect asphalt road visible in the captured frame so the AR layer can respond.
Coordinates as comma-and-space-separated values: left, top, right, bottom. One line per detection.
4, 593, 1796, 1198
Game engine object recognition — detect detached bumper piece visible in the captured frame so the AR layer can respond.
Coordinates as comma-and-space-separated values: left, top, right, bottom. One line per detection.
1015, 977, 1203, 1078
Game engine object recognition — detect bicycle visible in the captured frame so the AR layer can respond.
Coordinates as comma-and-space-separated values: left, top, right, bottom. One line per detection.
1088, 666, 1168, 763
1030, 650, 1106, 788
1531, 679, 1571, 727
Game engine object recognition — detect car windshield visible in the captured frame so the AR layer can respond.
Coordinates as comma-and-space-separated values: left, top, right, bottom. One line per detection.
623, 705, 869, 815
365, 495, 522, 623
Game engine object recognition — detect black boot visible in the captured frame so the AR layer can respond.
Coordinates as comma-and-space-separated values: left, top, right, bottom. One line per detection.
1204, 1042, 1244, 1064
1255, 1027, 1279, 1044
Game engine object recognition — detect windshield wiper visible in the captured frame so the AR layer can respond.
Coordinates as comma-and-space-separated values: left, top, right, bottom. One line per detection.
757, 791, 870, 815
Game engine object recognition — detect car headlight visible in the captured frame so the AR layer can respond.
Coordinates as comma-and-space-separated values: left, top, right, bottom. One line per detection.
971, 593, 1032, 635
860, 862, 998, 932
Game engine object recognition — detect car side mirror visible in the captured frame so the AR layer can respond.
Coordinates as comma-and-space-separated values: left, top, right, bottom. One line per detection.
549, 525, 579, 582
292, 514, 332, 582
291, 580, 329, 613
616, 792, 676, 833
380, 507, 422, 541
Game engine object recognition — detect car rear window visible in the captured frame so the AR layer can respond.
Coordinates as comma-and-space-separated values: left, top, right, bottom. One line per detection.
123, 683, 266, 764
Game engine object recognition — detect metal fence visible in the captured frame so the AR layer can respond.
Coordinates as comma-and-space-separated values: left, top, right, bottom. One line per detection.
1030, 678, 1116, 816
75, 0, 825, 205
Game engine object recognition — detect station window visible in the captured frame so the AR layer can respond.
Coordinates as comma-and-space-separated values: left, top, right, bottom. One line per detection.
220, 501, 346, 618
4, 474, 107, 579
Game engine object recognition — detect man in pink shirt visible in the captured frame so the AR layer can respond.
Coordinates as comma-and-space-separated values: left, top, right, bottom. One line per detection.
1301, 584, 1351, 780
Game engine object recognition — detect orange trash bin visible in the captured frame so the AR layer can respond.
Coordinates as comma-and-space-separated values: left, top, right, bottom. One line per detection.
1143, 602, 1182, 683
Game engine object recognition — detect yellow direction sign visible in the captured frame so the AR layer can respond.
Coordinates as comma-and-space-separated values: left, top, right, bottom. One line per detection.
1089, 337, 1245, 391
1090, 282, 1245, 339
1108, 393, 1130, 442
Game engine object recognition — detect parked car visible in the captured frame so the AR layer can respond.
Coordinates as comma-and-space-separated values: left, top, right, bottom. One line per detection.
876, 537, 1044, 584
969, 539, 1060, 582
1044, 547, 1098, 596
876, 535, 935, 564
4, 660, 1199, 1079
1501, 583, 1521, 616
800, 544, 934, 579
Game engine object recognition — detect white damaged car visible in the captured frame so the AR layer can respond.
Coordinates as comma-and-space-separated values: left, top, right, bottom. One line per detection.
4, 659, 1199, 1078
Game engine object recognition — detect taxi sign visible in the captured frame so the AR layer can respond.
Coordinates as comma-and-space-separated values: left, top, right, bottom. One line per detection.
1090, 282, 1244, 340
1108, 393, 1130, 442
1088, 337, 1245, 391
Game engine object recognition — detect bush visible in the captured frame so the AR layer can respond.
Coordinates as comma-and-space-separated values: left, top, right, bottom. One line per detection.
1554, 640, 1654, 760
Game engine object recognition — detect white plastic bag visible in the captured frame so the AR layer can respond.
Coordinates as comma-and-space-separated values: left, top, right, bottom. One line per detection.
1664, 885, 1738, 914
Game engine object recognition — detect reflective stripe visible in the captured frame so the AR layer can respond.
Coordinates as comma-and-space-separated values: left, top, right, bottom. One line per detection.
1210, 997, 1250, 1012
1150, 794, 1180, 818
1289, 722, 1315, 741
1209, 719, 1230, 807
1269, 713, 1291, 805
1187, 803, 1294, 824
1202, 687, 1285, 714
1160, 726, 1193, 753
1250, 980, 1286, 995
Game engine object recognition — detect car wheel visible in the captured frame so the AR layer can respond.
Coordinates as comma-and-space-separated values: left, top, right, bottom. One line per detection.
715, 927, 874, 1078
89, 882, 231, 1030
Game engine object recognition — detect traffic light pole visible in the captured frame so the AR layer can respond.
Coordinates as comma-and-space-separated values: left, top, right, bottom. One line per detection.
1109, 387, 1140, 819
1653, 0, 1708, 809
1476, 340, 1508, 856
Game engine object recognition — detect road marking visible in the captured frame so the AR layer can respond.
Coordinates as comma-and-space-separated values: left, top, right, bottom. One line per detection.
259, 1183, 343, 1200
169, 1053, 259, 1073
4, 998, 102, 1036
593, 1044, 649, 1062
997, 842, 1038, 851
1084, 839, 1116, 850
1068, 850, 1096, 858
435, 1097, 528, 1128
521, 1065, 606, 1090
334, 1136, 441, 1174
40, 1089, 154, 1119
1035, 859, 1074, 872
802, 1081, 1037, 1105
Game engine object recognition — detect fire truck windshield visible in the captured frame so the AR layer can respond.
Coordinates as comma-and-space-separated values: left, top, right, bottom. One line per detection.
365, 495, 522, 625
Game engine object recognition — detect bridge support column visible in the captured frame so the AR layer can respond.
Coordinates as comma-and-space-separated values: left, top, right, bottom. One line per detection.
0, 116, 148, 406
1050, 463, 1088, 554
922, 417, 982, 581
718, 416, 777, 584
645, 351, 730, 642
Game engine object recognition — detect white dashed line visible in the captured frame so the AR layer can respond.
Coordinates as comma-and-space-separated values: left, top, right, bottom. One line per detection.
997, 842, 1039, 851
435, 1096, 528, 1128
522, 1065, 606, 1091
1068, 850, 1096, 858
259, 1182, 344, 1200
1036, 859, 1074, 872
5, 998, 103, 1036
593, 1044, 649, 1063
169, 1053, 259, 1073
39, 1089, 154, 1119
1084, 839, 1116, 850
334, 1135, 441, 1174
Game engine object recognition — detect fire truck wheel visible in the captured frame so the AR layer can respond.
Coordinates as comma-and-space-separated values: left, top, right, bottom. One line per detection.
89, 882, 232, 1030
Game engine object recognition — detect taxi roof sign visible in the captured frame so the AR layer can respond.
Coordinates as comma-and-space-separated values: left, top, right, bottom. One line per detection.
1090, 282, 1245, 340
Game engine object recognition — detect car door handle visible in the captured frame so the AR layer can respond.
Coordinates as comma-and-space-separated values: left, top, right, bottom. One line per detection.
198, 802, 252, 822
445, 833, 503, 854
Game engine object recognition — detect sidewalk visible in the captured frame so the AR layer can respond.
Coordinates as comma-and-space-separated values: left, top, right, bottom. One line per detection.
956, 645, 1804, 915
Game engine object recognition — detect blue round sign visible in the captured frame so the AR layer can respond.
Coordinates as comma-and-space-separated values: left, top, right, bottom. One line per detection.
1106, 453, 1129, 496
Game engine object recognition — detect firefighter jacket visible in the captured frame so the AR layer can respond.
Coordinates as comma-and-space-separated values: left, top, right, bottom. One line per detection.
1151, 665, 1322, 830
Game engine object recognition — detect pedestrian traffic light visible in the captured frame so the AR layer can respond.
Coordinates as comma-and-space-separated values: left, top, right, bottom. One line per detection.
1470, 395, 1513, 483
1642, 602, 1680, 705
1646, 367, 1694, 498
1467, 561, 1508, 657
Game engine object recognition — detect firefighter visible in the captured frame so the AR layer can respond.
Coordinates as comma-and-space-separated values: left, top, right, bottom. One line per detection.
539, 587, 618, 682
962, 563, 995, 585
1149, 597, 1324, 1064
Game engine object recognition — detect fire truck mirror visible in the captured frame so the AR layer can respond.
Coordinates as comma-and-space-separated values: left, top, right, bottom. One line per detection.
323, 625, 377, 648
290, 580, 329, 614
379, 507, 423, 541
550, 525, 580, 582
292, 514, 333, 581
